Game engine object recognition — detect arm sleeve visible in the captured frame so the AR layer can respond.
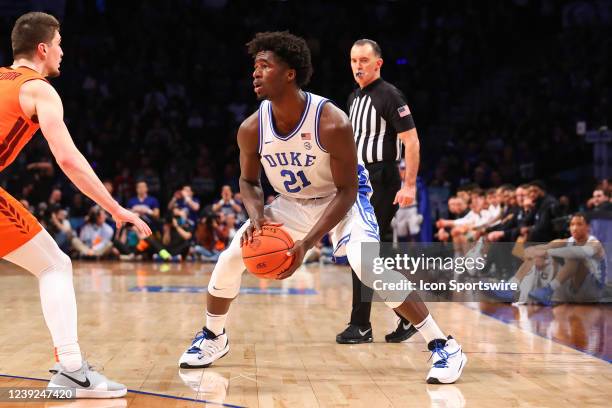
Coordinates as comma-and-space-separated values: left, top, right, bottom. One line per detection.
383, 87, 416, 133
547, 245, 596, 259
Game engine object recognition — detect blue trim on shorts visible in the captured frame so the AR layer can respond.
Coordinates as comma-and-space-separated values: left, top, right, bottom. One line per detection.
333, 233, 351, 254
332, 255, 349, 265
355, 192, 379, 239
357, 164, 373, 196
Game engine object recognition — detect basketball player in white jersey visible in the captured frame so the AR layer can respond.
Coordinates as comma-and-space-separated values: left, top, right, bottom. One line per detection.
527, 213, 605, 305
179, 31, 466, 384
497, 213, 605, 305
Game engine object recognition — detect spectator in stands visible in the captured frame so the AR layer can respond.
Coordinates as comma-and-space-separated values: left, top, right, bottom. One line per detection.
71, 206, 114, 258
211, 185, 243, 217
487, 185, 521, 242
591, 189, 612, 212
48, 187, 63, 207
103, 179, 121, 205
46, 205, 74, 253
127, 181, 161, 228
168, 185, 200, 224
220, 212, 238, 244
436, 196, 469, 242
149, 206, 194, 261
193, 214, 226, 262
523, 181, 559, 242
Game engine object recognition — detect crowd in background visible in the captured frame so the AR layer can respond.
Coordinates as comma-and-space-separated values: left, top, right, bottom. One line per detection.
0, 0, 611, 262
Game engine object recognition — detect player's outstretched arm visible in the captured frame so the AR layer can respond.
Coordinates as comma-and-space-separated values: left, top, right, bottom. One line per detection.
23, 80, 151, 236
280, 103, 357, 279
237, 112, 280, 246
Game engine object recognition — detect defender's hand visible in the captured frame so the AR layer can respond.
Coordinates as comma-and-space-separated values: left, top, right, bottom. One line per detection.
111, 207, 152, 237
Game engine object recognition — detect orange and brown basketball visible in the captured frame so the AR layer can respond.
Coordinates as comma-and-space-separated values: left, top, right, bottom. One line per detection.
242, 225, 295, 279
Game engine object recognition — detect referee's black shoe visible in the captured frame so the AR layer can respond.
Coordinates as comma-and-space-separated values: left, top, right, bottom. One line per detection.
336, 323, 373, 344
385, 319, 418, 343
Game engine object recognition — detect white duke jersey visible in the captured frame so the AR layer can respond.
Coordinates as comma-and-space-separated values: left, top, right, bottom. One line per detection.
258, 92, 337, 199
567, 235, 606, 283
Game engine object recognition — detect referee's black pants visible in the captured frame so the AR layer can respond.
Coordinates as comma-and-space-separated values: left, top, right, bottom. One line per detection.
350, 161, 406, 326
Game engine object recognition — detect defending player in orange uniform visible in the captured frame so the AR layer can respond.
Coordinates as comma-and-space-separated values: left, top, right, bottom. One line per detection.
0, 12, 151, 398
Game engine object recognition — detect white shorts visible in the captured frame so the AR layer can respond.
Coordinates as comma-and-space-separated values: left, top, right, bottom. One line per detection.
208, 163, 410, 308
207, 190, 380, 298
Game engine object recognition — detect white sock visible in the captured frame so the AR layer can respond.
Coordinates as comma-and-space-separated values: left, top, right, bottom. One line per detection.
206, 312, 228, 336
55, 343, 82, 372
415, 314, 446, 344
550, 279, 561, 291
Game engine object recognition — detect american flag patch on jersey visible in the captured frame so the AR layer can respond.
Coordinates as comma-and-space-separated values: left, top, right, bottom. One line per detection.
397, 105, 411, 117
301, 132, 311, 140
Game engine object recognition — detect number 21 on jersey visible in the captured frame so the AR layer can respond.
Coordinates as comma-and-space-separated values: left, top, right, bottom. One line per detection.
280, 170, 311, 193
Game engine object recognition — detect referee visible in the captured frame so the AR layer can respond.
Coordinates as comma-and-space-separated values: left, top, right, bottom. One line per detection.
336, 39, 420, 344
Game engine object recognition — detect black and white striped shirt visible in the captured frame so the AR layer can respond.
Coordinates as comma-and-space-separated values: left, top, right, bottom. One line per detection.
347, 78, 415, 164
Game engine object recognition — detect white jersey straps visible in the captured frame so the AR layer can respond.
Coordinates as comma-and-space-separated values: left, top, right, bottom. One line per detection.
258, 92, 336, 199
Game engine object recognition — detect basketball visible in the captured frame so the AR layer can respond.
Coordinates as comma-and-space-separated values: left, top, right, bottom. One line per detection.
242, 225, 295, 279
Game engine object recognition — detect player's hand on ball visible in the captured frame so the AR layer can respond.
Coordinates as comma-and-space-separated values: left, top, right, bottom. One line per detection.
278, 240, 307, 280
240, 216, 283, 247
112, 207, 152, 237
393, 184, 416, 208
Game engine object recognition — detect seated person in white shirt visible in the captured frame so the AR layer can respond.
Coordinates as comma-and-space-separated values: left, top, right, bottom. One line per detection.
71, 206, 114, 258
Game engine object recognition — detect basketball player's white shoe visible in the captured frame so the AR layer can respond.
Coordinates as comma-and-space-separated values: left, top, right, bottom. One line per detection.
47, 361, 127, 398
426, 336, 467, 384
179, 327, 229, 369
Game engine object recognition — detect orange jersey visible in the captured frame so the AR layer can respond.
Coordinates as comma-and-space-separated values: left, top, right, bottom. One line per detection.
0, 66, 48, 173
0, 66, 47, 256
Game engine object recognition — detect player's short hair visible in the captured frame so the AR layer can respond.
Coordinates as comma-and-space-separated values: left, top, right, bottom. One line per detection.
353, 39, 382, 57
247, 31, 313, 87
571, 212, 590, 224
11, 12, 60, 58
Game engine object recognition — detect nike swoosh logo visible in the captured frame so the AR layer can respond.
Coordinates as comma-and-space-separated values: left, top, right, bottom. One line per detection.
264, 140, 273, 144
403, 323, 412, 330
359, 328, 371, 336
61, 372, 91, 388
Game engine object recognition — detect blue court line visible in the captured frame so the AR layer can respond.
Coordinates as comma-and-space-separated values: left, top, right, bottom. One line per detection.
465, 303, 612, 363
0, 373, 246, 407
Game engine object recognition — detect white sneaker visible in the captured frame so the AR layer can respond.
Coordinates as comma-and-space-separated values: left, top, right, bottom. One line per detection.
426, 336, 467, 384
48, 361, 127, 398
179, 327, 229, 369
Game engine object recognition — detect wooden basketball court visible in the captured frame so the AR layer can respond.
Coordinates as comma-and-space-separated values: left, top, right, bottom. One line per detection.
0, 260, 610, 407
